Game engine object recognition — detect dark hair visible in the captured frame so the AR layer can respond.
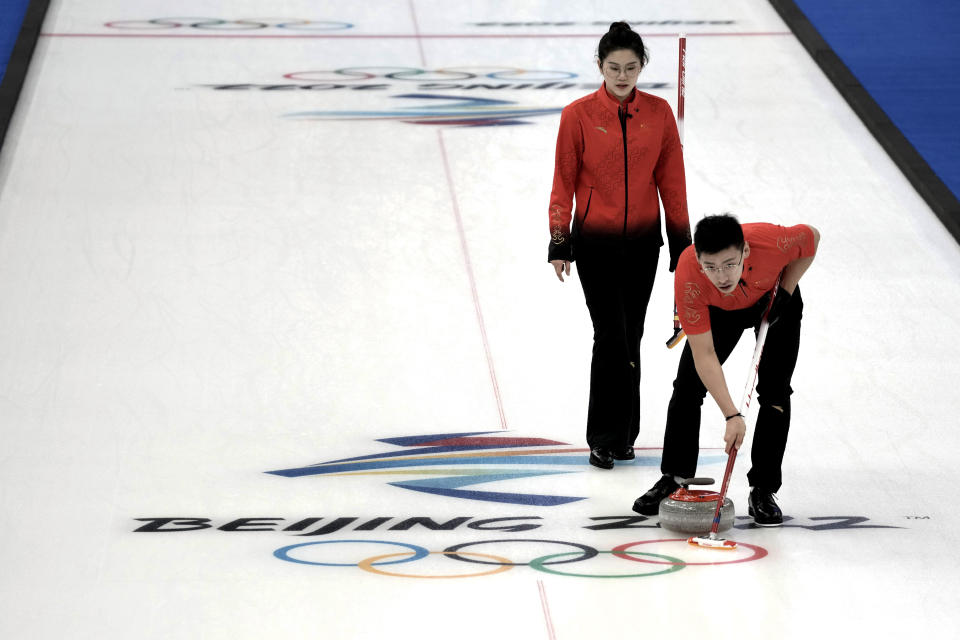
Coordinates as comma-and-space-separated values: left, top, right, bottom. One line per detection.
694, 214, 744, 256
598, 22, 648, 66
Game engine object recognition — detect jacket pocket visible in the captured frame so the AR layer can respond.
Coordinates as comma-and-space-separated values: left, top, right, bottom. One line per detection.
570, 187, 593, 260
575, 187, 594, 235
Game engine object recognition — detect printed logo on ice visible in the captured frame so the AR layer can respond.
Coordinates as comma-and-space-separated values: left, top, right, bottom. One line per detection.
131, 431, 905, 580
265, 431, 726, 505
197, 65, 671, 126
202, 65, 669, 92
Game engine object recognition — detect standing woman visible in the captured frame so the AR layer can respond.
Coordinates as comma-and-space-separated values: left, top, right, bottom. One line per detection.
548, 21, 691, 469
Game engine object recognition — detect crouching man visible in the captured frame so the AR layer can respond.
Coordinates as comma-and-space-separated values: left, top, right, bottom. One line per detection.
633, 214, 820, 525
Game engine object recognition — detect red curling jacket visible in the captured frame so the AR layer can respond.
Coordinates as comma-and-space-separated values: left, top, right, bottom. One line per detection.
548, 85, 691, 268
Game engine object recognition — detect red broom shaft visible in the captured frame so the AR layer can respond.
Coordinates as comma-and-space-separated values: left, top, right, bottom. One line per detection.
708, 448, 737, 534
671, 33, 687, 339
678, 33, 686, 145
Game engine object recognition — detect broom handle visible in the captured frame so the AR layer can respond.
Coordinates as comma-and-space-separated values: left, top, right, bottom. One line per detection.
670, 33, 687, 343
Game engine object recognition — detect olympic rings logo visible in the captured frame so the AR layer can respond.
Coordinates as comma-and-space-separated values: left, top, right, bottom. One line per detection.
273, 538, 768, 579
103, 18, 354, 31
282, 67, 579, 83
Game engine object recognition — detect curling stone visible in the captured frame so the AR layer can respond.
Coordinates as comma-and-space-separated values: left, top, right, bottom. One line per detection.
658, 477, 735, 534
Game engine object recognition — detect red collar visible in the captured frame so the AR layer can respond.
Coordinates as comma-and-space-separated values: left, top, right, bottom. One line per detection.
598, 84, 638, 115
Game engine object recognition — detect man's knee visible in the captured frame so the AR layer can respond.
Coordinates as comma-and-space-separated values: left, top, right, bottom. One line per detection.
756, 381, 793, 409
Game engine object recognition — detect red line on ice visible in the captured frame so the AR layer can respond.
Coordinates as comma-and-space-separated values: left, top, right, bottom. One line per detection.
436, 130, 508, 431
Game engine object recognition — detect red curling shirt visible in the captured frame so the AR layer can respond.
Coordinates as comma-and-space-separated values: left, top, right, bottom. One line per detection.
548, 85, 690, 263
675, 223, 817, 336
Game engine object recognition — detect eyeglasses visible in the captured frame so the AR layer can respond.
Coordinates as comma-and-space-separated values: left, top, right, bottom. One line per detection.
701, 251, 744, 275
603, 64, 640, 77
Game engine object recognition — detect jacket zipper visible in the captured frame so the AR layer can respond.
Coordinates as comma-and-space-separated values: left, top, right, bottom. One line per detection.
618, 105, 629, 238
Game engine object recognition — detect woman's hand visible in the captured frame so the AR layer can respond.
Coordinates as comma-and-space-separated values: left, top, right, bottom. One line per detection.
550, 260, 571, 282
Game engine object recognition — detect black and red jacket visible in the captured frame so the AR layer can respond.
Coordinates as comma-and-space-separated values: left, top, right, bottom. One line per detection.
548, 85, 691, 268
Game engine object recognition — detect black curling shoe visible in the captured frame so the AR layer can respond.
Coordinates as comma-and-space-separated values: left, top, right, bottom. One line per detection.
589, 448, 615, 469
748, 488, 783, 526
613, 446, 635, 461
632, 475, 680, 516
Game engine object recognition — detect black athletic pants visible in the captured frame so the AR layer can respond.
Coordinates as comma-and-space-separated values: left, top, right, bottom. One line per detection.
575, 237, 660, 452
660, 288, 803, 491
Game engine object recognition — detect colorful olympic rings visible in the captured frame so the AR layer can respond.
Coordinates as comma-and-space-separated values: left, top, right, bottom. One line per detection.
271, 538, 769, 578
104, 19, 354, 31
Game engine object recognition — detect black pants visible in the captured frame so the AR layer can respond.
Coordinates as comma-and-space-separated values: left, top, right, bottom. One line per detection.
660, 288, 803, 491
575, 238, 660, 451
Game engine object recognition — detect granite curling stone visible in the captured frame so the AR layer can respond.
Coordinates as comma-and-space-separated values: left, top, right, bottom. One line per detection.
658, 477, 735, 534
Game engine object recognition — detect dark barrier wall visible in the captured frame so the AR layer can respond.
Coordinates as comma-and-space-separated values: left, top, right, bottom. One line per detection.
0, 0, 49, 152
